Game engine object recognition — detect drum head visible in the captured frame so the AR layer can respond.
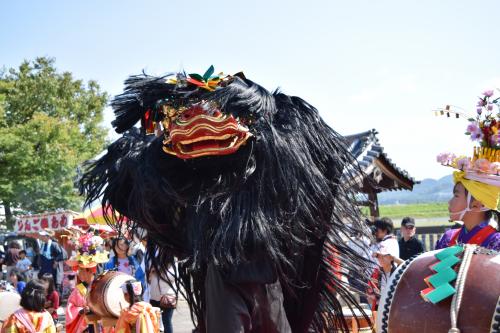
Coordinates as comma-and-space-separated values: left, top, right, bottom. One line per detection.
103, 273, 136, 317
0, 292, 21, 321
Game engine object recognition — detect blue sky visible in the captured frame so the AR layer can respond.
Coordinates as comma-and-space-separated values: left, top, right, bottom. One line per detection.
2, 0, 500, 180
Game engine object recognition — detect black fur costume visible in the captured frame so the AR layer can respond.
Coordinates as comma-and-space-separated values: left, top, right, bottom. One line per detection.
79, 70, 372, 332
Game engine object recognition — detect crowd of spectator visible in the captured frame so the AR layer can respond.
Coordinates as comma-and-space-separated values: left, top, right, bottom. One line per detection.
0, 231, 177, 333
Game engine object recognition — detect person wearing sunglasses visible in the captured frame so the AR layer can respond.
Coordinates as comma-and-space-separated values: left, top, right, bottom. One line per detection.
398, 217, 424, 260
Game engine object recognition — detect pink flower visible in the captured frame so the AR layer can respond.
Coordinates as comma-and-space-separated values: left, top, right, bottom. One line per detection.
477, 108, 482, 115
475, 158, 491, 172
437, 152, 456, 164
470, 130, 484, 142
490, 133, 500, 146
490, 162, 500, 174
483, 90, 494, 97
456, 157, 471, 170
467, 122, 480, 134
488, 104, 494, 111
477, 99, 487, 107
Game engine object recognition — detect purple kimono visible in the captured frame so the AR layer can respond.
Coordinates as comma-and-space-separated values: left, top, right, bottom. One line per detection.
435, 221, 500, 251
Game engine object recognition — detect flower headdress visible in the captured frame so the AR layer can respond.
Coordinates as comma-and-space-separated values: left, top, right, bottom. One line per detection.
437, 89, 500, 211
66, 233, 109, 269
139, 65, 236, 135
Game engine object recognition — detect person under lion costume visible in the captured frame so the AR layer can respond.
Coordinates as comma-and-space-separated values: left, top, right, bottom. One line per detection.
79, 67, 373, 333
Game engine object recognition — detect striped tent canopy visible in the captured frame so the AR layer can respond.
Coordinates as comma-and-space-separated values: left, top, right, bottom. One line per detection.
74, 205, 128, 225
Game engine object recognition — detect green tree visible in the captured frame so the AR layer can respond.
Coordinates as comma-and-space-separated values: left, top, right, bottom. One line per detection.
0, 57, 108, 228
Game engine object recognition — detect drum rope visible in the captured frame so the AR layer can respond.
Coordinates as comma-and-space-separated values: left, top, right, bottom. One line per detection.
448, 244, 476, 333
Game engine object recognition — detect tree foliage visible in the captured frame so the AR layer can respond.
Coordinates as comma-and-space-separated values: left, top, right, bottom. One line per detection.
0, 57, 108, 227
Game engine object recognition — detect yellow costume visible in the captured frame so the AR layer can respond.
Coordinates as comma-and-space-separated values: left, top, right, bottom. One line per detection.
114, 302, 159, 333
1, 309, 55, 333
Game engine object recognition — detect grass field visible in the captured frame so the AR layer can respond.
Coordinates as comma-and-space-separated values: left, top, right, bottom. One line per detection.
378, 202, 449, 219
361, 202, 449, 220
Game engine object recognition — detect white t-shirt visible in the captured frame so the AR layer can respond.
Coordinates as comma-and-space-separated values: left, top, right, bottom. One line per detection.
149, 264, 176, 301
375, 235, 400, 258
16, 258, 31, 272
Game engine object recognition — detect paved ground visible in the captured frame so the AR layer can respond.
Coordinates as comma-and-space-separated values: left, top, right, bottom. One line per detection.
172, 299, 195, 333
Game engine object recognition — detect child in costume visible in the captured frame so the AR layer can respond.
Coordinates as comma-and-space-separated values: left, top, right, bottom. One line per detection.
114, 280, 159, 333
436, 90, 500, 250
65, 234, 108, 333
1, 279, 56, 333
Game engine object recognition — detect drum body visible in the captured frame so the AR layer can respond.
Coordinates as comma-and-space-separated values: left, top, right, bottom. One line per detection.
88, 271, 136, 318
377, 248, 500, 333
0, 291, 21, 322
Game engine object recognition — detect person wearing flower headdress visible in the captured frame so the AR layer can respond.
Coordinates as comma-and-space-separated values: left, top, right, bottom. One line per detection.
65, 234, 108, 333
436, 90, 500, 251
114, 280, 159, 333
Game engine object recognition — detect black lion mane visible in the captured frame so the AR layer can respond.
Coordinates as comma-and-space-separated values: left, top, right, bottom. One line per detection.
79, 73, 373, 332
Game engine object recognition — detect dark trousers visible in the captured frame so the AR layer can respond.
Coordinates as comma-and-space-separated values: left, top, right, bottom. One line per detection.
204, 263, 291, 333
150, 300, 174, 333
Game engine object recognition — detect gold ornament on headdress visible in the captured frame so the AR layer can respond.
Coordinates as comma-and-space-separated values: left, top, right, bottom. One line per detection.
473, 146, 500, 164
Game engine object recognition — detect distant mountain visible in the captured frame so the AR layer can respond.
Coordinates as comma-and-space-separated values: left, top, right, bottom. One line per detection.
378, 175, 453, 204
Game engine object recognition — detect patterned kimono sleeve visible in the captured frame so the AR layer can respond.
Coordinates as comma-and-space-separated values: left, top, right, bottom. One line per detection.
42, 312, 56, 333
114, 310, 134, 333
65, 287, 87, 333
485, 232, 500, 251
115, 302, 159, 333
435, 230, 453, 250
43, 325, 56, 333
66, 288, 84, 325
1, 314, 21, 333
1, 311, 55, 333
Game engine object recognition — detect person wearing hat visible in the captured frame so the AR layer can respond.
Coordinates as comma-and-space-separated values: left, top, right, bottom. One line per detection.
436, 90, 500, 250
38, 231, 63, 280
65, 234, 108, 333
366, 217, 403, 309
434, 173, 500, 250
398, 217, 424, 260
